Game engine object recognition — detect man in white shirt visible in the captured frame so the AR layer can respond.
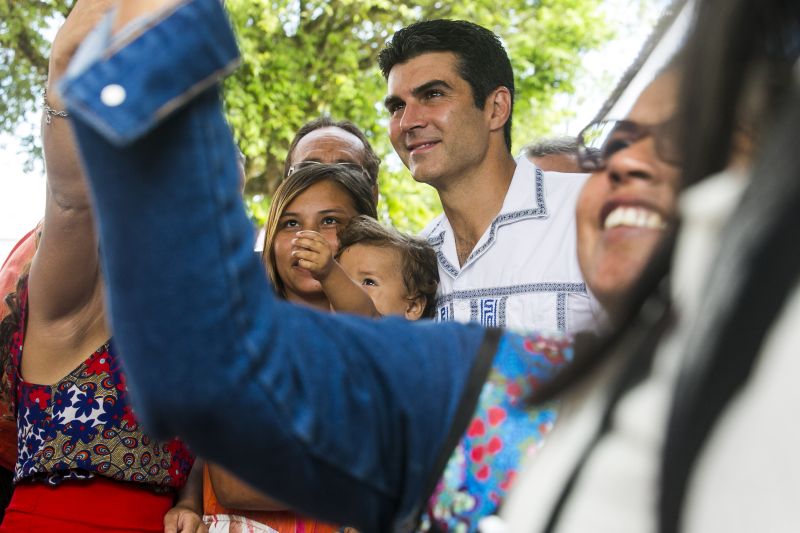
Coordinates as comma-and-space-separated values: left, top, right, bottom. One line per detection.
378, 20, 601, 332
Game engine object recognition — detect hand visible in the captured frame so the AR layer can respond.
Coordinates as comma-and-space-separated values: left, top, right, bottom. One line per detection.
163, 503, 208, 533
114, 0, 184, 34
49, 0, 117, 86
291, 230, 336, 281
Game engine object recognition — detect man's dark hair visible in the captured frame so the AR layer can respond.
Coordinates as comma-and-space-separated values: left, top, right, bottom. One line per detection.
337, 216, 439, 319
284, 116, 381, 184
523, 136, 580, 159
378, 20, 515, 151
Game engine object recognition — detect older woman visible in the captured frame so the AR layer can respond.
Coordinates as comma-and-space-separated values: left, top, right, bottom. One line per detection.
0, 2, 203, 531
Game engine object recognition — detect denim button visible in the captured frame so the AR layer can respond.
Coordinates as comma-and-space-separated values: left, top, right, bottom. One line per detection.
101, 84, 126, 107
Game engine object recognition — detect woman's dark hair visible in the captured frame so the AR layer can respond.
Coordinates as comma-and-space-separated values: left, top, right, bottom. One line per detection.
378, 19, 515, 151
261, 164, 377, 298
677, 0, 800, 189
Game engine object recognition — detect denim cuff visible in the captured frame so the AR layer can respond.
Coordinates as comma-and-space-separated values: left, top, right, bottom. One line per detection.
60, 0, 240, 146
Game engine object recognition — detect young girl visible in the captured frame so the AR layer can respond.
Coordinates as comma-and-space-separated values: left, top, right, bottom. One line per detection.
203, 163, 376, 532
0, 2, 202, 531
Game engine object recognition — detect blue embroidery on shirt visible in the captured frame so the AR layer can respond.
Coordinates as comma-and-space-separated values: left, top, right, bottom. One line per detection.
426, 168, 549, 278
464, 168, 548, 267
437, 302, 455, 323
437, 282, 586, 306
428, 230, 460, 279
556, 292, 567, 331
468, 298, 509, 327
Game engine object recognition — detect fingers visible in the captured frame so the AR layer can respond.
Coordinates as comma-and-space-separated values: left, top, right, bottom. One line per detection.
163, 508, 179, 533
293, 230, 330, 250
114, 0, 184, 34
292, 237, 329, 254
50, 0, 117, 83
291, 250, 324, 273
164, 508, 207, 533
177, 513, 207, 533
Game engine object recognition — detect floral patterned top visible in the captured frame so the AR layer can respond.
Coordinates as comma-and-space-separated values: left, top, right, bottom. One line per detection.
420, 331, 573, 532
6, 281, 194, 489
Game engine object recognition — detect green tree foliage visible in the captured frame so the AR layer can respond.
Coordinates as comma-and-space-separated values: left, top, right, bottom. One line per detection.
0, 0, 71, 165
228, 0, 611, 230
1, 0, 612, 231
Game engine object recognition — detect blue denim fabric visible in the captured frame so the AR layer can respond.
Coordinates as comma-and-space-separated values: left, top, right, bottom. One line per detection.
60, 1, 494, 530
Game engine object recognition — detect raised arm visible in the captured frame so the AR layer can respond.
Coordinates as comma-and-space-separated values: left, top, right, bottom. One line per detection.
23, 0, 116, 384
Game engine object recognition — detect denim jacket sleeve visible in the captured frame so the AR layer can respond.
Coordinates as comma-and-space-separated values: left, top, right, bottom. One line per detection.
58, 1, 499, 530
60, 0, 240, 146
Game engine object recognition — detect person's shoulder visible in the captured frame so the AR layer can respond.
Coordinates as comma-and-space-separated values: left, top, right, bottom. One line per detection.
541, 170, 589, 186
420, 213, 447, 240
540, 170, 589, 200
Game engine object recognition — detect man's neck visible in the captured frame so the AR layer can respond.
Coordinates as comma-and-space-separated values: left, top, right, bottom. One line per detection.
438, 154, 516, 266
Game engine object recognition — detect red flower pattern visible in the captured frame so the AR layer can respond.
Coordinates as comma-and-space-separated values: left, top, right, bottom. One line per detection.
6, 280, 193, 489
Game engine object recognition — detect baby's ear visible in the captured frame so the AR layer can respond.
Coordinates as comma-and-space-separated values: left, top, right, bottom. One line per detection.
404, 294, 426, 321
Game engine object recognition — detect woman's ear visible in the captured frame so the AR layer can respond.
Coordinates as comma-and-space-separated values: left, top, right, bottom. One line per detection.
404, 294, 426, 321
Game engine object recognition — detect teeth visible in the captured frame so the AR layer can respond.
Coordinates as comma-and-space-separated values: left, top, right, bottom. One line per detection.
603, 206, 666, 230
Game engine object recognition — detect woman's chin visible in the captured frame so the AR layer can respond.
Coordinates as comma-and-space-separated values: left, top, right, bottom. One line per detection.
285, 280, 325, 303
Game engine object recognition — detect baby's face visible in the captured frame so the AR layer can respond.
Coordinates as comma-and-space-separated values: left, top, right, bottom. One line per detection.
339, 244, 420, 319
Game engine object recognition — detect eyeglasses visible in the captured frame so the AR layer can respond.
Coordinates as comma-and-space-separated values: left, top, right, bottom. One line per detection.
576, 119, 681, 172
286, 161, 375, 184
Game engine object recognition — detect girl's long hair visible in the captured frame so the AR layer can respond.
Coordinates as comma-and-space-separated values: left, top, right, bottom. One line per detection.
261, 164, 377, 298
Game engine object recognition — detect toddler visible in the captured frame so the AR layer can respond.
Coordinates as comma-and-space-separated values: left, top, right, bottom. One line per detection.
291, 215, 438, 319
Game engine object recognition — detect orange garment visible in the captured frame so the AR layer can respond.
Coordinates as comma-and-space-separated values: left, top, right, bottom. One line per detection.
203, 464, 339, 533
0, 223, 40, 472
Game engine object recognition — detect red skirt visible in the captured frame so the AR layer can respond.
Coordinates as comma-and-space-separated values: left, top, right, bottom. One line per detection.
0, 476, 174, 532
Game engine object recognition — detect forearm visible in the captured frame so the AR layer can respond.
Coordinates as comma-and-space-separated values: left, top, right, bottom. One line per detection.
207, 463, 286, 511
175, 458, 204, 514
320, 265, 380, 318
114, 0, 184, 33
29, 0, 113, 323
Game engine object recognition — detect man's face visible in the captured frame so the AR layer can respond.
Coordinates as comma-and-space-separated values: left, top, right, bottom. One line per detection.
291, 127, 366, 168
576, 72, 681, 315
290, 126, 378, 201
385, 52, 492, 190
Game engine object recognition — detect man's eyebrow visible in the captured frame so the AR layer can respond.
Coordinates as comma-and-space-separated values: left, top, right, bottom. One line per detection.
411, 79, 452, 98
383, 94, 403, 110
383, 80, 453, 110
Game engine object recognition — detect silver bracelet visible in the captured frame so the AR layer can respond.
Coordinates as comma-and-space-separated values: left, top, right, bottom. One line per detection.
43, 88, 69, 124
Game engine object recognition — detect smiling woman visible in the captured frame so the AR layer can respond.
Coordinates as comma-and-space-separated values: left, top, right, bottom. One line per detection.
575, 67, 681, 318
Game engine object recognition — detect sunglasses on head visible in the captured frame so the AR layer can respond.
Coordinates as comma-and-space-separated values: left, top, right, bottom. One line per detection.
286, 161, 374, 184
576, 118, 681, 172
